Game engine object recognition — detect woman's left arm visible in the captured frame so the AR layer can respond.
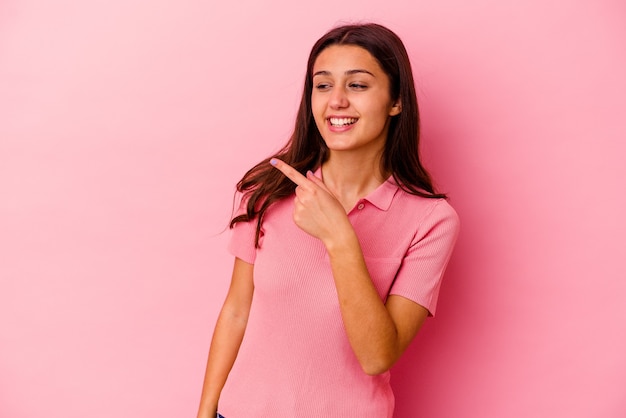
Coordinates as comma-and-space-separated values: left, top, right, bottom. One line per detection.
325, 228, 430, 375
270, 159, 432, 375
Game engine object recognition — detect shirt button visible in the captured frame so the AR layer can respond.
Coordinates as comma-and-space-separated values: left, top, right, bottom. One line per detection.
357, 203, 365, 210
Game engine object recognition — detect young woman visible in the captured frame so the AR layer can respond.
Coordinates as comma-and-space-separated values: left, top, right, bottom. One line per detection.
197, 23, 460, 418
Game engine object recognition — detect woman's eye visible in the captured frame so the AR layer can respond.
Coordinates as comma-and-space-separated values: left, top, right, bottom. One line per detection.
349, 83, 367, 90
315, 83, 331, 91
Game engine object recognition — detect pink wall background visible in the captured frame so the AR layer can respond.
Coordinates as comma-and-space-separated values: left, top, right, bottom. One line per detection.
1, 0, 625, 417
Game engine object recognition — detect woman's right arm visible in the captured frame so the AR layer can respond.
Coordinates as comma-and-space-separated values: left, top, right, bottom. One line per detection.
196, 257, 254, 418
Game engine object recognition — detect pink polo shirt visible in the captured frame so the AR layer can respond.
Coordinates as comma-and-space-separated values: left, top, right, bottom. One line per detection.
218, 174, 459, 417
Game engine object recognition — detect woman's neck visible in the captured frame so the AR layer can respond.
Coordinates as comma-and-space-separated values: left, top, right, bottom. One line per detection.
321, 153, 388, 212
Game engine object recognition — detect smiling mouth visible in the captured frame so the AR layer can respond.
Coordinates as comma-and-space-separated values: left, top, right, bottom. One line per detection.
329, 117, 358, 127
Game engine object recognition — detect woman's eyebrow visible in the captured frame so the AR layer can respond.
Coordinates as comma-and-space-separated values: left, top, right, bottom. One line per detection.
312, 69, 375, 77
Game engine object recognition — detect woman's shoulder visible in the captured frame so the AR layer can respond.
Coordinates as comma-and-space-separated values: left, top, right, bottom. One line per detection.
393, 188, 460, 228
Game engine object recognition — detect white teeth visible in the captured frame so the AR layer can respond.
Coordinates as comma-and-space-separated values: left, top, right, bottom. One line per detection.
329, 117, 357, 127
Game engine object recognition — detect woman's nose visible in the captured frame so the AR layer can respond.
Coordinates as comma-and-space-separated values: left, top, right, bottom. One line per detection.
329, 86, 349, 109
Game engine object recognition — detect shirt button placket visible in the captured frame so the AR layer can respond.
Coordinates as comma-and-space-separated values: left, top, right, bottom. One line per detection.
350, 201, 365, 225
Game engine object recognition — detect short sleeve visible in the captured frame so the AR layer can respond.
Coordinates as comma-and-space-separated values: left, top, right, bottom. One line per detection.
389, 200, 460, 316
226, 194, 258, 264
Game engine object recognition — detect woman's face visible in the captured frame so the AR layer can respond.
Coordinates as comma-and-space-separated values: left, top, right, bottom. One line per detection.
311, 45, 401, 157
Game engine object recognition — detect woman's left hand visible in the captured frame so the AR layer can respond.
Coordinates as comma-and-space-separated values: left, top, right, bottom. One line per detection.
270, 158, 351, 245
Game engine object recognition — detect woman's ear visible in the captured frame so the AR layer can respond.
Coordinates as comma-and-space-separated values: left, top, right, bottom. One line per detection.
389, 99, 402, 116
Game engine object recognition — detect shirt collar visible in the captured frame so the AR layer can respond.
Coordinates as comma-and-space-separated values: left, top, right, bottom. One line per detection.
362, 177, 399, 211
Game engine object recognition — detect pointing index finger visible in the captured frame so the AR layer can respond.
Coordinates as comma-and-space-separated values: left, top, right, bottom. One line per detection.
270, 158, 309, 187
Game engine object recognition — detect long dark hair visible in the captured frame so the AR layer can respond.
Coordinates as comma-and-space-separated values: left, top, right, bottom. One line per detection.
231, 23, 446, 246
